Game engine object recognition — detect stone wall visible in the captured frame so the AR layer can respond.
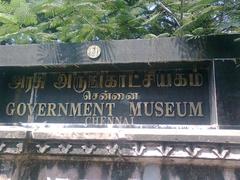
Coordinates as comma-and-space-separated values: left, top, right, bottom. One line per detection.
0, 159, 239, 180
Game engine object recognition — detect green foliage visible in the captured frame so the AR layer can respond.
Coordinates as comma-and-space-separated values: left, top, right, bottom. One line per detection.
0, 0, 239, 44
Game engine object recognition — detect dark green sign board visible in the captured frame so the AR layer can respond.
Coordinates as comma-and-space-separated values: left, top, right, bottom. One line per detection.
0, 34, 239, 128
0, 67, 209, 125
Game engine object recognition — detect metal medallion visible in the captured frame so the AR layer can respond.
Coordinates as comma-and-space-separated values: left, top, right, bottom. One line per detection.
87, 45, 101, 59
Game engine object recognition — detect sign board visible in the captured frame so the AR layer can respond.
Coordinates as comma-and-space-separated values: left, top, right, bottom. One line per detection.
0, 67, 210, 125
0, 35, 239, 127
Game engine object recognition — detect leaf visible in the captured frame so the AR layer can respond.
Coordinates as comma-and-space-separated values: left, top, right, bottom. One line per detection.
144, 33, 157, 39
0, 13, 17, 24
9, 1, 38, 26
158, 32, 170, 37
234, 38, 240, 42
0, 24, 19, 36
142, 12, 161, 25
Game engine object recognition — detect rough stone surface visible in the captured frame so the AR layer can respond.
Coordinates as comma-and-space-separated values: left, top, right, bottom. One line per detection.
0, 159, 239, 180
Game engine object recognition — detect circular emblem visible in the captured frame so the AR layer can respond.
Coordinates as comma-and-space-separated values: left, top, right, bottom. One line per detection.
87, 45, 101, 59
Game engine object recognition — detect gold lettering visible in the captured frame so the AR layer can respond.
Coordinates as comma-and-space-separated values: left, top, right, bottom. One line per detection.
32, 74, 46, 89
174, 74, 187, 87
114, 116, 121, 124
144, 102, 154, 116
73, 75, 87, 93
99, 116, 104, 125
46, 103, 56, 116
155, 102, 164, 117
108, 116, 113, 124
130, 117, 134, 124
105, 75, 117, 88
129, 102, 142, 116
16, 103, 26, 116
99, 74, 104, 88
69, 103, 82, 116
189, 73, 203, 87
119, 75, 127, 87
9, 74, 45, 93
27, 103, 37, 116
129, 73, 141, 88
93, 103, 104, 116
189, 102, 204, 117
54, 73, 68, 89
24, 76, 33, 92
156, 73, 172, 87
123, 117, 130, 125
6, 102, 15, 116
38, 103, 46, 116
88, 75, 98, 88
8, 76, 23, 89
143, 71, 155, 87
165, 102, 175, 117
91, 116, 98, 124
105, 103, 115, 116
83, 103, 92, 116
67, 74, 72, 88
85, 117, 91, 124
57, 103, 69, 116
83, 91, 91, 100
176, 102, 187, 117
